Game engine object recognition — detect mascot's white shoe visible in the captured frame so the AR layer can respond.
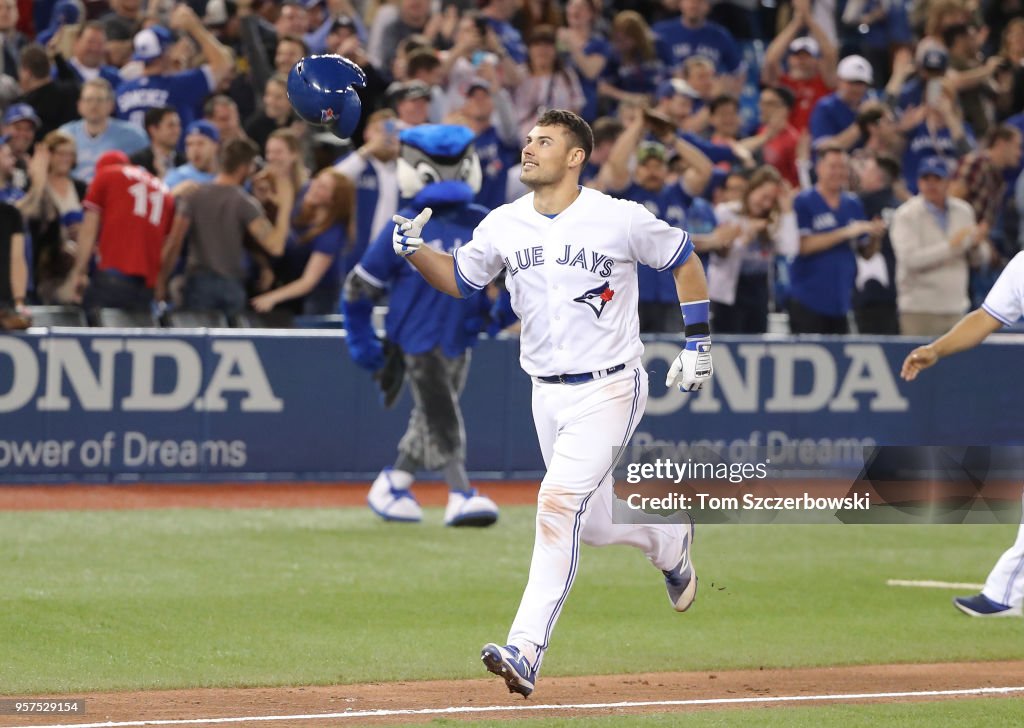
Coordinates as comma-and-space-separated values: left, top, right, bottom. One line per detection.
445, 488, 499, 527
368, 468, 422, 523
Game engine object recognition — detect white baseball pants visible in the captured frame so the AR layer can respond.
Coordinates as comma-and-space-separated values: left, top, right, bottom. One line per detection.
506, 360, 685, 671
982, 488, 1024, 608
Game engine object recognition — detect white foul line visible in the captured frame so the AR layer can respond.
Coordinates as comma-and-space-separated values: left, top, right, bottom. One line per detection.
6, 685, 1024, 728
887, 579, 986, 590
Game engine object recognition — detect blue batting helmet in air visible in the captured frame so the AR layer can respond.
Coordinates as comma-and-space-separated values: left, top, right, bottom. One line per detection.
287, 55, 367, 139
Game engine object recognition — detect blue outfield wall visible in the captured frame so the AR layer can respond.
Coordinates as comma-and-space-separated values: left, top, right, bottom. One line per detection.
0, 328, 1022, 482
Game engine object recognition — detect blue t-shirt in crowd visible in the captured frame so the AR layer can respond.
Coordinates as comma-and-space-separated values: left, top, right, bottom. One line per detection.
358, 202, 490, 357
601, 49, 666, 99
334, 151, 384, 269
115, 67, 214, 131
59, 118, 149, 183
901, 122, 974, 194
283, 222, 347, 292
164, 164, 216, 190
791, 188, 866, 317
610, 182, 690, 304
473, 126, 518, 210
808, 92, 861, 147
486, 18, 527, 64
572, 35, 612, 121
651, 18, 742, 75
895, 76, 926, 113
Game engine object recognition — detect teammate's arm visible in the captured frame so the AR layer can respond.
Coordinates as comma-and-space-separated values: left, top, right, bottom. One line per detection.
901, 309, 1004, 381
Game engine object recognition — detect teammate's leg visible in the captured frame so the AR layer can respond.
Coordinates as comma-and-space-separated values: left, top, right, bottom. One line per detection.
982, 490, 1024, 609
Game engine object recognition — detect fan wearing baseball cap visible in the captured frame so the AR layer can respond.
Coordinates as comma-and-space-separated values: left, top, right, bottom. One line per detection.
809, 55, 875, 151
596, 108, 714, 333
761, 0, 838, 132
890, 156, 987, 336
114, 4, 233, 137
165, 121, 221, 193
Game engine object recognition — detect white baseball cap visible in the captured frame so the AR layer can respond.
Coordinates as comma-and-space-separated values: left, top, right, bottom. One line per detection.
788, 36, 820, 57
837, 55, 873, 85
132, 26, 172, 63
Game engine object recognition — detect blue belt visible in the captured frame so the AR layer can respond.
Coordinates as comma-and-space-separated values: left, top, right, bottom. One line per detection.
537, 363, 626, 385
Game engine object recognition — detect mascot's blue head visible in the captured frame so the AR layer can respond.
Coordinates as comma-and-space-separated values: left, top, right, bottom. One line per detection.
287, 55, 366, 139
397, 125, 482, 208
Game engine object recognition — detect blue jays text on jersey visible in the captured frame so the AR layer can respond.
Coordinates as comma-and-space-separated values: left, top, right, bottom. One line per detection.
504, 244, 616, 278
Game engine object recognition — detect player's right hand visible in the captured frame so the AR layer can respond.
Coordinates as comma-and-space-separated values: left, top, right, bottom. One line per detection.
900, 344, 938, 381
392, 208, 433, 257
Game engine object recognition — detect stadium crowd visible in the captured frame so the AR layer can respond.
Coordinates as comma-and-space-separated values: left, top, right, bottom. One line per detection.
0, 0, 1020, 334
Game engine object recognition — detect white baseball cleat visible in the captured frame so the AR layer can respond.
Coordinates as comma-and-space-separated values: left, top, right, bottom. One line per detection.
367, 468, 422, 523
445, 488, 499, 527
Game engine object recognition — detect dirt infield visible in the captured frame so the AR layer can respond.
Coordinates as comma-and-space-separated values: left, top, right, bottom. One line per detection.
3, 483, 1022, 726
5, 661, 1024, 727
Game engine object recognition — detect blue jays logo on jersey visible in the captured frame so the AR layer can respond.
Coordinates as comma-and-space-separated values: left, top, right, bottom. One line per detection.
573, 282, 615, 318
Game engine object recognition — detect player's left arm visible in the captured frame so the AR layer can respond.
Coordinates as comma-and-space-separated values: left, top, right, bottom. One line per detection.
666, 254, 714, 392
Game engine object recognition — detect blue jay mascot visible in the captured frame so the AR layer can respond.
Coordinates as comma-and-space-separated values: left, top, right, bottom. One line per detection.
342, 125, 500, 527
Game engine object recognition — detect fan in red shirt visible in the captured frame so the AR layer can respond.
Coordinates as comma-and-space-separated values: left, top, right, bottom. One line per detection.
756, 86, 802, 188
58, 150, 174, 312
760, 0, 837, 133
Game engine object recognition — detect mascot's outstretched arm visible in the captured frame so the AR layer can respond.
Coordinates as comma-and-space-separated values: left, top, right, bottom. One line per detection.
342, 270, 385, 371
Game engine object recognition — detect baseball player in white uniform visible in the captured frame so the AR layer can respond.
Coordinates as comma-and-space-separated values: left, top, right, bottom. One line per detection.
390, 109, 713, 696
902, 250, 1024, 618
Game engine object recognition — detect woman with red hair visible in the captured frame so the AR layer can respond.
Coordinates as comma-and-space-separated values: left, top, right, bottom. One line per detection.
250, 168, 356, 315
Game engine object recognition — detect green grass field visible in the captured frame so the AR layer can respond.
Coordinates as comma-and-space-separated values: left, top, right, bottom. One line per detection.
2, 505, 1021, 697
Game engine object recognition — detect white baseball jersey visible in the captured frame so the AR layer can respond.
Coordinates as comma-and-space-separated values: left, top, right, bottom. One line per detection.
982, 251, 1024, 326
453, 187, 693, 377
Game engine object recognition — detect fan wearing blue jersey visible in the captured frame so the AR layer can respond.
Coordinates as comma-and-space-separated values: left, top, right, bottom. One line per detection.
343, 125, 500, 528
597, 109, 712, 333
450, 77, 520, 211
790, 146, 885, 333
115, 4, 233, 134
809, 55, 875, 151
651, 0, 743, 94
902, 251, 1024, 618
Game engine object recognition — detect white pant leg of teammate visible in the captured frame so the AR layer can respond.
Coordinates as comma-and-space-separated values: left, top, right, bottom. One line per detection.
504, 363, 685, 671
981, 488, 1024, 610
